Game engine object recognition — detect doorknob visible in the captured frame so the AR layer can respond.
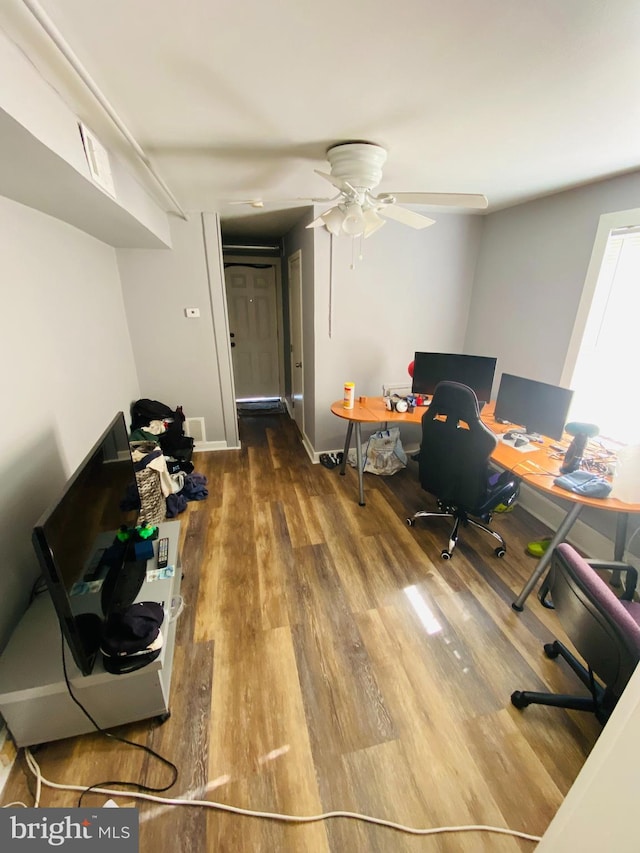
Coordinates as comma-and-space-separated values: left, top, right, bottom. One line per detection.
295, 362, 302, 368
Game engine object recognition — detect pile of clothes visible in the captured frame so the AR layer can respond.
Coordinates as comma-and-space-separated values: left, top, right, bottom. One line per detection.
126, 398, 209, 522
129, 398, 194, 462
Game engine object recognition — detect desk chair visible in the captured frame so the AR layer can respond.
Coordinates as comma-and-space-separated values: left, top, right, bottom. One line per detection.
406, 381, 519, 559
511, 543, 640, 724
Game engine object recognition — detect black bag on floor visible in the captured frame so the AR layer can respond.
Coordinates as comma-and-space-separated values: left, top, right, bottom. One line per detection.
131, 399, 183, 431
159, 425, 193, 462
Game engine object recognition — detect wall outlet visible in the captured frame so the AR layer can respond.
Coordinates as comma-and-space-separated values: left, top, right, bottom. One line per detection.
184, 308, 200, 318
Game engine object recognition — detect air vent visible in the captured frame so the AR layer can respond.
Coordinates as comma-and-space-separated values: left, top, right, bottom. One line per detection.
184, 417, 206, 443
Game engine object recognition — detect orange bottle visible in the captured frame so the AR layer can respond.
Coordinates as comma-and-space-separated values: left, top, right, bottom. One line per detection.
343, 382, 355, 409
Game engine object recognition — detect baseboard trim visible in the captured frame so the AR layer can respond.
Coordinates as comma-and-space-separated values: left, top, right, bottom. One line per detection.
299, 433, 316, 462
194, 440, 239, 452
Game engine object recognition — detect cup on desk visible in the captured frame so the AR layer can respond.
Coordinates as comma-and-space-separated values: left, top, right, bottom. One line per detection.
359, 396, 368, 405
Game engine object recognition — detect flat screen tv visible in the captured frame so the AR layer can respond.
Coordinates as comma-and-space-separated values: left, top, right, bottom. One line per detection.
32, 412, 140, 676
411, 351, 497, 405
494, 373, 574, 440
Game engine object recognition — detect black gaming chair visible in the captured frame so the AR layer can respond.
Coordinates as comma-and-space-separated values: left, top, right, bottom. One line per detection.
406, 381, 519, 559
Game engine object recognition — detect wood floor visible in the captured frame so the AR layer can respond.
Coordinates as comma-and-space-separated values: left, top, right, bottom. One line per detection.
2, 414, 602, 851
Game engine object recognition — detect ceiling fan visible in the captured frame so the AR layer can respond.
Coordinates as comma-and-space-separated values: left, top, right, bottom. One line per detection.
304, 141, 488, 239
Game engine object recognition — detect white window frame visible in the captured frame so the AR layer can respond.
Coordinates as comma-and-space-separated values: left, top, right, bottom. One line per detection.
561, 206, 640, 443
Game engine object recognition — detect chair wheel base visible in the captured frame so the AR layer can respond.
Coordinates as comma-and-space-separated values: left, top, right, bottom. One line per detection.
511, 691, 529, 709
441, 550, 451, 560
406, 518, 415, 527
495, 547, 506, 558
544, 642, 560, 659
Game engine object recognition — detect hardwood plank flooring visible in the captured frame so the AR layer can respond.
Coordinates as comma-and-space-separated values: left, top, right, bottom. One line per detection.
1, 413, 603, 851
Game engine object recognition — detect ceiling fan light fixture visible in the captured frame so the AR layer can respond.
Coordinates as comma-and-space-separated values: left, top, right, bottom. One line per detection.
362, 208, 386, 238
341, 202, 365, 236
321, 206, 345, 236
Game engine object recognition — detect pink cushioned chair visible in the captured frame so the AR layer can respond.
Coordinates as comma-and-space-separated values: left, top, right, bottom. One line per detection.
511, 543, 640, 724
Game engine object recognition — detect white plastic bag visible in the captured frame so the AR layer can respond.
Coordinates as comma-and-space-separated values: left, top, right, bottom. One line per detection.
347, 427, 407, 475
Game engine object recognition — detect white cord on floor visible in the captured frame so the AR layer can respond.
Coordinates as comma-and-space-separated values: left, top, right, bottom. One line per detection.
21, 749, 541, 843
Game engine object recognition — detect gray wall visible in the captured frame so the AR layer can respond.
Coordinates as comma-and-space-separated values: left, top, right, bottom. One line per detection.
0, 195, 140, 651
466, 171, 640, 390
117, 214, 236, 447
312, 213, 485, 451
465, 170, 640, 546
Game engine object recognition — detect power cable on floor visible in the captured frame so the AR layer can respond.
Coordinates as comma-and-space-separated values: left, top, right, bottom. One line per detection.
22, 749, 541, 844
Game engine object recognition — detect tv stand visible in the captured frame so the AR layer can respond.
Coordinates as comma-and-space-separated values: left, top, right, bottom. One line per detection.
0, 521, 181, 748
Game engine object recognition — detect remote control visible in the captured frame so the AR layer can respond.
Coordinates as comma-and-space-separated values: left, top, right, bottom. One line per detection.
157, 537, 169, 569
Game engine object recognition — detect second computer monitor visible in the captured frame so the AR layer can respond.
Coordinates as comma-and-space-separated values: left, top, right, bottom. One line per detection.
411, 352, 497, 405
494, 373, 573, 440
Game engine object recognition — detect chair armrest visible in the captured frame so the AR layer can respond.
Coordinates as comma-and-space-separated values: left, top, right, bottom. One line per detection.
538, 560, 638, 607
587, 560, 638, 601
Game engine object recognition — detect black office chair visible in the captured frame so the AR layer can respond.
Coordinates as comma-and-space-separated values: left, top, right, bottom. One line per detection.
511, 543, 640, 724
406, 381, 519, 559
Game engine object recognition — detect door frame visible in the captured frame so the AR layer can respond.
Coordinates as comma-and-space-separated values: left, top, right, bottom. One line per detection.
287, 249, 304, 434
223, 254, 284, 401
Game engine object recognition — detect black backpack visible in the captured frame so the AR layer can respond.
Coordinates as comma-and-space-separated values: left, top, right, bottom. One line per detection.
130, 399, 176, 431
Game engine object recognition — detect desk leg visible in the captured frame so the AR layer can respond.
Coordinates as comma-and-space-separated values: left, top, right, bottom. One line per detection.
512, 502, 583, 611
355, 422, 365, 506
338, 421, 366, 505
614, 513, 629, 561
339, 422, 353, 476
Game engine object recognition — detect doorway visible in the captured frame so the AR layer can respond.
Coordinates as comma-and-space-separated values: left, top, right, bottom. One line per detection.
224, 259, 285, 413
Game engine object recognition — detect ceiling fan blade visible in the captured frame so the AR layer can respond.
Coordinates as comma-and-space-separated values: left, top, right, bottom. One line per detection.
296, 194, 341, 203
383, 192, 488, 209
377, 205, 435, 229
314, 170, 359, 197
227, 199, 265, 208
306, 213, 328, 229
314, 170, 349, 191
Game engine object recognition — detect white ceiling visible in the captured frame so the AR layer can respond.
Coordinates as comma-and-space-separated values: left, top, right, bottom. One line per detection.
2, 0, 640, 237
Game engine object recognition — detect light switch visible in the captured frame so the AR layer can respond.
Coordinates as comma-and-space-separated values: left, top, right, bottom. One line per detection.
184, 308, 200, 318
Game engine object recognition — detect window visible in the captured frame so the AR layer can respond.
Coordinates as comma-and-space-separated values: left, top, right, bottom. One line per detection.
563, 209, 640, 445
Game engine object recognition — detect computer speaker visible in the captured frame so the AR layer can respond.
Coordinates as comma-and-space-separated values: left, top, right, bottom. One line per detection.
560, 422, 599, 474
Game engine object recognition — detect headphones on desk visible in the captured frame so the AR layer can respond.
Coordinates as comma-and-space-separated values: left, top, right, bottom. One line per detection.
385, 394, 415, 414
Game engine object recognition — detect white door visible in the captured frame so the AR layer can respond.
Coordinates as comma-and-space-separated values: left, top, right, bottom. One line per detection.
225, 265, 280, 399
288, 251, 304, 433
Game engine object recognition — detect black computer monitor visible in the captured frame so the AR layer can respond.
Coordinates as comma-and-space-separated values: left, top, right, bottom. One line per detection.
411, 352, 497, 405
494, 373, 574, 440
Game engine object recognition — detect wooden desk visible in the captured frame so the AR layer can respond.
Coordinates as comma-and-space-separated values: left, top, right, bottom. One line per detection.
331, 397, 640, 609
